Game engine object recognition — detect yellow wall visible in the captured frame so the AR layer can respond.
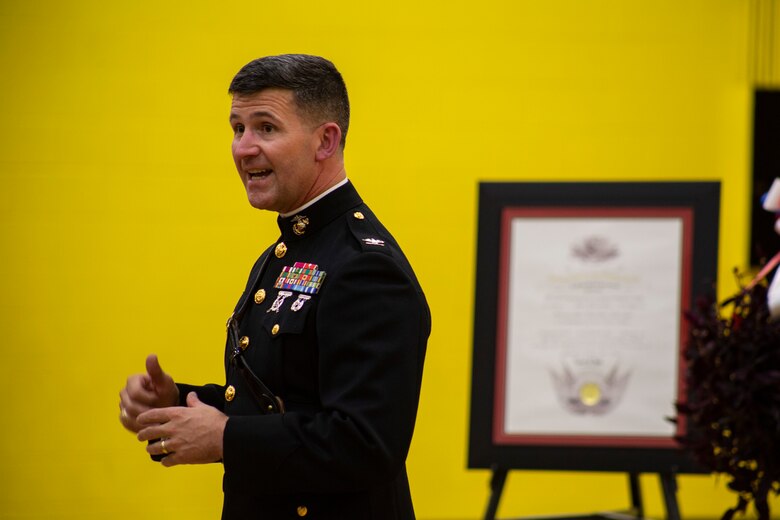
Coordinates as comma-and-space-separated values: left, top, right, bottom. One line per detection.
0, 0, 776, 518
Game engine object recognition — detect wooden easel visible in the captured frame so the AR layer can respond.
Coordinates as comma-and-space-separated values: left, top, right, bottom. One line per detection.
484, 467, 681, 520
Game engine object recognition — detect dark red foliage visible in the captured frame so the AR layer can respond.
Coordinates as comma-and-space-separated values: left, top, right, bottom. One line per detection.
678, 281, 780, 520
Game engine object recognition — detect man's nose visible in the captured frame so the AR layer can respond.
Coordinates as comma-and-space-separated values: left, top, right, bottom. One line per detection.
234, 133, 260, 159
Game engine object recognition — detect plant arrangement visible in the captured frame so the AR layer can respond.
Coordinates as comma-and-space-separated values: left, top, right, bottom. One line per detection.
678, 268, 780, 520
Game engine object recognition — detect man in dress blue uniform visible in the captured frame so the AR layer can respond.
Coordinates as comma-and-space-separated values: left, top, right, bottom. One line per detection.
119, 54, 431, 519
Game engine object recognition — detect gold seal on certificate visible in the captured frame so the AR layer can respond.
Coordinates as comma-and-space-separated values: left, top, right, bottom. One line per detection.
550, 356, 630, 416
579, 383, 601, 407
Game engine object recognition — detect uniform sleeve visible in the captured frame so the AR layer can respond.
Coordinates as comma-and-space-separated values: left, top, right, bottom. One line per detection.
175, 382, 226, 411
221, 251, 430, 494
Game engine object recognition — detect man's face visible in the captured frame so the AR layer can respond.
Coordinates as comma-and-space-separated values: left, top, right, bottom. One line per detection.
230, 88, 322, 213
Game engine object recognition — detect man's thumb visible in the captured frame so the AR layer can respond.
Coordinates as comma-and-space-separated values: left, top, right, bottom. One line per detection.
186, 391, 202, 408
145, 354, 167, 386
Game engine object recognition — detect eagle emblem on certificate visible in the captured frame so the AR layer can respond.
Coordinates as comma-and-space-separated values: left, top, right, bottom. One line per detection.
549, 358, 631, 415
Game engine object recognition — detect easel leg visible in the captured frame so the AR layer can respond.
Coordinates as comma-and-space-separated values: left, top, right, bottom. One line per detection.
628, 472, 644, 518
659, 472, 681, 520
484, 466, 508, 520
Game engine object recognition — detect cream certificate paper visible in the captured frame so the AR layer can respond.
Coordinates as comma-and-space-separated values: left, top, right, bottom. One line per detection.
503, 216, 683, 438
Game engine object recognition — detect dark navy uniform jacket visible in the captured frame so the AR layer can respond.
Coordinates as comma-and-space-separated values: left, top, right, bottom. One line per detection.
177, 181, 431, 519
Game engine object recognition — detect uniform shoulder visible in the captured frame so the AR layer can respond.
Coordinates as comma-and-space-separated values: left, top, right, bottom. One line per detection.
345, 207, 395, 256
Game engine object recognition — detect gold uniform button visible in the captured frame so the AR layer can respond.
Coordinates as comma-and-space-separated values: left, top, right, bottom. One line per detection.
271, 324, 280, 336
275, 242, 287, 258
353, 211, 365, 220
239, 336, 250, 350
254, 289, 266, 304
296, 506, 308, 517
225, 385, 236, 402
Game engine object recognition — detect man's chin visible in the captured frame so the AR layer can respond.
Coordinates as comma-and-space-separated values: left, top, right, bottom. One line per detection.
247, 199, 274, 211
244, 193, 268, 210
245, 188, 277, 211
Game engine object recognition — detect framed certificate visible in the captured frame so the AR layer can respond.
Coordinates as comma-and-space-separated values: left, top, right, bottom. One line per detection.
469, 182, 719, 473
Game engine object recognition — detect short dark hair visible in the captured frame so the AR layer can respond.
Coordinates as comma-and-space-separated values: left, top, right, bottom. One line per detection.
229, 54, 350, 148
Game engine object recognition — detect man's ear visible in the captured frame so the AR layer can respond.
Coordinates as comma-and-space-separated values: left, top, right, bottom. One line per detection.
315, 122, 342, 161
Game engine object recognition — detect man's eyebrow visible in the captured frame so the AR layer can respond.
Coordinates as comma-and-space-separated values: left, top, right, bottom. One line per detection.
229, 110, 280, 122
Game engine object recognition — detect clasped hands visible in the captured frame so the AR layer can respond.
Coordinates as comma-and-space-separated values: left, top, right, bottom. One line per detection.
119, 354, 228, 467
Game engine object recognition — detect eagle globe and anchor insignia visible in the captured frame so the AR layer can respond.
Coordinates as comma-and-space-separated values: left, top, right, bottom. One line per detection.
291, 215, 309, 236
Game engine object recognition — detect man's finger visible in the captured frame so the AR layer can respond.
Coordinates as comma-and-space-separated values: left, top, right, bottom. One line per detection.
120, 387, 151, 417
160, 452, 180, 467
146, 437, 173, 456
119, 405, 136, 431
127, 374, 160, 405
137, 422, 166, 442
136, 406, 174, 428
145, 354, 167, 388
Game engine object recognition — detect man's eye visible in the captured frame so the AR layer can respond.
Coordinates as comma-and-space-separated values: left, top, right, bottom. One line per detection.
261, 124, 274, 133
234, 124, 245, 134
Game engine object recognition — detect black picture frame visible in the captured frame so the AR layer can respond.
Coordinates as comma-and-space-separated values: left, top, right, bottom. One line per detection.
468, 181, 720, 474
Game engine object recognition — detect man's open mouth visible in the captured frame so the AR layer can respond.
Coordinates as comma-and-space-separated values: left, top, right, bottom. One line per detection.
248, 169, 273, 180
